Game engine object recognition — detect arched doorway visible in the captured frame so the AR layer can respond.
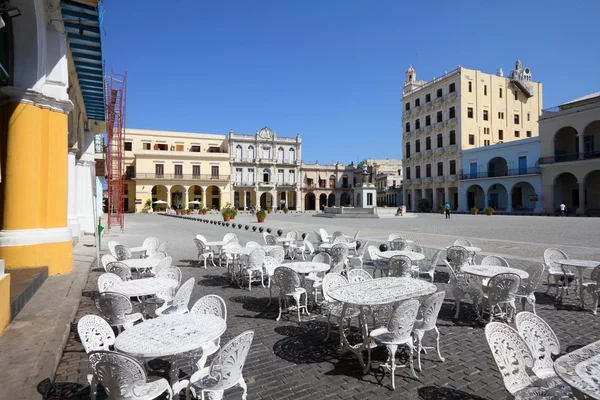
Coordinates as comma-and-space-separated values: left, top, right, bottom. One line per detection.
206, 185, 221, 210
487, 183, 508, 210
170, 185, 185, 210
260, 192, 273, 209
327, 193, 335, 207
511, 182, 536, 211
466, 185, 485, 210
151, 185, 168, 211
319, 194, 327, 210
583, 121, 600, 159
584, 170, 600, 214
245, 191, 253, 209
554, 172, 578, 212
340, 192, 350, 206
188, 185, 203, 209
488, 157, 508, 177
305, 193, 316, 210
554, 126, 578, 161
287, 191, 297, 210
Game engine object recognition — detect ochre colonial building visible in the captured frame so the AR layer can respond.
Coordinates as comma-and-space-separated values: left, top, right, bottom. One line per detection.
301, 162, 355, 210
401, 60, 542, 211
123, 129, 232, 212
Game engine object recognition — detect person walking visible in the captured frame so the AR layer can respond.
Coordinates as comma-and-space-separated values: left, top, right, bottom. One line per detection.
560, 203, 567, 217
444, 202, 451, 219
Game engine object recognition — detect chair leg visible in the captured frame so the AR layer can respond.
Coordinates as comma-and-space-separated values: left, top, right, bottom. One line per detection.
592, 292, 599, 315
415, 331, 424, 371
324, 312, 332, 342
434, 326, 445, 362
238, 374, 248, 400
89, 375, 98, 400
546, 275, 551, 293
386, 344, 398, 390
408, 341, 417, 379
276, 294, 283, 321
293, 294, 302, 322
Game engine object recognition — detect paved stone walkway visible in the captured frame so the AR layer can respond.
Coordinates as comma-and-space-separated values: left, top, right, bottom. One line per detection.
53, 214, 600, 399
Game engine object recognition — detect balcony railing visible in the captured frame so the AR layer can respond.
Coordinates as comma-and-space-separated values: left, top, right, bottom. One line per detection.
134, 173, 230, 180
460, 167, 540, 180
233, 181, 255, 186
539, 151, 600, 164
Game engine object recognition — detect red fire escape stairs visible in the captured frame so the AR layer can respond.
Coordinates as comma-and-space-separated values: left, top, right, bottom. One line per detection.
104, 70, 127, 233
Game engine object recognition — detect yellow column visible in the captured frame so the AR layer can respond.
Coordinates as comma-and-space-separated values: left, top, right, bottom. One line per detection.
0, 98, 73, 276
183, 188, 189, 210
202, 188, 207, 210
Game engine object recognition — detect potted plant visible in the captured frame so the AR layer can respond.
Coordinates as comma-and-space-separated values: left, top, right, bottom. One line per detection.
187, 208, 192, 215
439, 205, 445, 215
471, 207, 479, 215
256, 209, 267, 223
200, 207, 207, 215
230, 208, 237, 220
222, 208, 232, 222
142, 198, 153, 214
267, 207, 272, 214
485, 206, 495, 216
283, 207, 289, 214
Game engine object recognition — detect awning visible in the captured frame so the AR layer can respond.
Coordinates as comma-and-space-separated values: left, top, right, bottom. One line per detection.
60, 0, 105, 121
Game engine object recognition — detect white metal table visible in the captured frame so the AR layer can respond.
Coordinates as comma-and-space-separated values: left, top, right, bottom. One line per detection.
114, 313, 227, 384
378, 250, 425, 261
328, 277, 437, 373
285, 261, 330, 275
555, 259, 600, 306
122, 258, 162, 271
111, 277, 178, 297
319, 242, 357, 251
446, 245, 482, 253
555, 339, 600, 400
462, 265, 529, 280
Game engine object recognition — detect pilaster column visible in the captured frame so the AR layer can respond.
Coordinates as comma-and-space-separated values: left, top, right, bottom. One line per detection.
432, 188, 439, 210
402, 188, 408, 207
464, 191, 470, 212
67, 149, 80, 238
201, 189, 206, 210
411, 189, 416, 211
241, 190, 246, 210
578, 134, 585, 160
183, 188, 189, 210
576, 181, 586, 214
75, 158, 95, 233
444, 185, 449, 208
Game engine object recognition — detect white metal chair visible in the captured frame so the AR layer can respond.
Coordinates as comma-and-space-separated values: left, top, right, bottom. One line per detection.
114, 245, 132, 261
263, 256, 279, 305
107, 241, 119, 258
543, 248, 574, 296
155, 278, 195, 317
181, 331, 254, 400
414, 249, 442, 282
413, 291, 446, 371
97, 273, 123, 293
305, 253, 330, 304
387, 255, 413, 278
88, 350, 172, 400
515, 263, 545, 314
369, 299, 421, 389
514, 312, 562, 380
481, 272, 521, 322
485, 322, 572, 399
274, 266, 309, 322
101, 254, 117, 272
106, 262, 132, 281
443, 260, 480, 319
347, 268, 372, 283
481, 255, 510, 267
321, 273, 360, 344
582, 265, 600, 314
190, 295, 227, 371
77, 315, 115, 353
94, 292, 144, 332
193, 238, 215, 268
241, 249, 266, 291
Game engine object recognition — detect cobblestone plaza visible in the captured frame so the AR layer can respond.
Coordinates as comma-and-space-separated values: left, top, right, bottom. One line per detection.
55, 213, 600, 399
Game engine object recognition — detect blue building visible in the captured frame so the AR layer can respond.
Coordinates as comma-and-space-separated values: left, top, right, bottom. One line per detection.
458, 137, 541, 213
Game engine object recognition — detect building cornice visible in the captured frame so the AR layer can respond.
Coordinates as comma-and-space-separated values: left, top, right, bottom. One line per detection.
0, 87, 74, 114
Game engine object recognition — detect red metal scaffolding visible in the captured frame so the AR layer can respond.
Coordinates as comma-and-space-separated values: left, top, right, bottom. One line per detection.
105, 70, 127, 232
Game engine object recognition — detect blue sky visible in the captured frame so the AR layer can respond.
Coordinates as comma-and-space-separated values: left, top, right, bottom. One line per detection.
101, 0, 599, 164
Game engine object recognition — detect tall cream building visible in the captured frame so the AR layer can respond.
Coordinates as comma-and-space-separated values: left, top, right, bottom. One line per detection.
123, 129, 232, 212
228, 127, 302, 210
401, 60, 542, 211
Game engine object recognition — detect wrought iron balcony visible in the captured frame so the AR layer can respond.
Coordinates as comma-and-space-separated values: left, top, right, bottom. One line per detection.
134, 173, 230, 180
539, 151, 600, 164
459, 167, 540, 180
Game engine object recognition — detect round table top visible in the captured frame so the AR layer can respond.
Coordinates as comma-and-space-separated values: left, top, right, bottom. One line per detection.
555, 259, 600, 269
554, 340, 600, 400
319, 242, 357, 249
276, 237, 292, 243
378, 251, 425, 261
224, 247, 252, 256
446, 246, 481, 253
110, 278, 178, 297
122, 258, 162, 270
462, 265, 529, 280
206, 241, 226, 246
114, 314, 227, 358
328, 277, 437, 306
284, 261, 330, 274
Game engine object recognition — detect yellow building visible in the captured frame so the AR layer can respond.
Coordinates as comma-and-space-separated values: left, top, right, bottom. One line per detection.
401, 60, 542, 211
539, 93, 600, 215
301, 161, 355, 210
0, 0, 105, 333
123, 129, 231, 212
